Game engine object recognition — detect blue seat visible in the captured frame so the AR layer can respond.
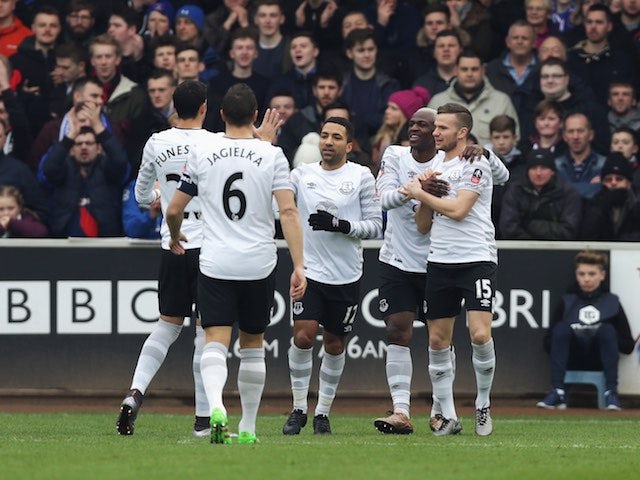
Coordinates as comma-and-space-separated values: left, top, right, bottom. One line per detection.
563, 370, 606, 409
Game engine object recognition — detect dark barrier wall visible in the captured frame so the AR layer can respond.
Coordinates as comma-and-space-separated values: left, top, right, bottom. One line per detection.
1, 241, 638, 397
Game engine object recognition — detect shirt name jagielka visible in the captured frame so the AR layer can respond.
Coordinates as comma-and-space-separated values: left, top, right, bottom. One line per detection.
205, 147, 262, 167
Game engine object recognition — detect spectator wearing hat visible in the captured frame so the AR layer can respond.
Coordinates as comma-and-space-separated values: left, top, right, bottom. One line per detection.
579, 152, 640, 241
141, 1, 175, 41
499, 148, 582, 240
175, 4, 220, 83
371, 85, 429, 174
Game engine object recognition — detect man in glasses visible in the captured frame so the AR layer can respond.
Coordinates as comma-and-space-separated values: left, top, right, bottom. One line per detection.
39, 100, 129, 237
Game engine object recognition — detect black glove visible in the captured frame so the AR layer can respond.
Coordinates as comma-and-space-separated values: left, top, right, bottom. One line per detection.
308, 210, 350, 234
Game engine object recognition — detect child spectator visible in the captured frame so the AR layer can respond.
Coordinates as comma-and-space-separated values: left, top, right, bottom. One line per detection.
0, 185, 48, 238
609, 126, 640, 192
537, 250, 635, 410
487, 114, 525, 238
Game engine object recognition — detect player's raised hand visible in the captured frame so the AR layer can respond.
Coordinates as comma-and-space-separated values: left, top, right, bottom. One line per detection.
254, 108, 283, 143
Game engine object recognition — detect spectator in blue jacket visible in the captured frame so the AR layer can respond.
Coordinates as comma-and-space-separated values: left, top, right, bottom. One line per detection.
122, 179, 161, 239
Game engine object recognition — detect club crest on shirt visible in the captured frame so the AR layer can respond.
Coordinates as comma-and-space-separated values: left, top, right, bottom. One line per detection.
339, 181, 355, 194
379, 299, 389, 313
471, 168, 483, 184
447, 170, 461, 182
578, 305, 600, 325
293, 301, 304, 315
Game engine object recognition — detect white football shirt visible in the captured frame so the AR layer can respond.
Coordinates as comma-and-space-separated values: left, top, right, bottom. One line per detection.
291, 161, 382, 285
136, 128, 218, 250
427, 154, 497, 264
377, 145, 435, 273
179, 136, 292, 280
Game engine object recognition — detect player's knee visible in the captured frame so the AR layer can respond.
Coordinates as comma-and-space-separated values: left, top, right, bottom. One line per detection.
385, 315, 413, 345
470, 330, 491, 345
293, 331, 315, 349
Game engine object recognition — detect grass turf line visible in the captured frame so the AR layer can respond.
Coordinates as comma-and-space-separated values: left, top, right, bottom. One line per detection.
0, 413, 638, 480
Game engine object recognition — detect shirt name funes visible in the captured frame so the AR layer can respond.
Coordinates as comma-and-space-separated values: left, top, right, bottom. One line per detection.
205, 146, 263, 167
154, 145, 191, 166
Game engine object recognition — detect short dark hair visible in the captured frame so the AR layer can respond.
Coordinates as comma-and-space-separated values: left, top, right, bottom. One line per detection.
34, 5, 61, 22
148, 68, 176, 86
176, 42, 200, 58
456, 48, 481, 65
437, 103, 473, 132
423, 3, 450, 21
230, 26, 259, 48
322, 116, 354, 142
110, 6, 138, 28
291, 31, 318, 49
55, 42, 88, 65
539, 57, 569, 74
344, 28, 376, 50
587, 3, 613, 22
221, 83, 258, 126
253, 0, 283, 15
435, 29, 462, 46
612, 125, 638, 144
489, 115, 516, 135
77, 126, 97, 138
67, 0, 94, 16
173, 80, 207, 119
150, 34, 178, 53
72, 77, 102, 94
314, 68, 343, 88
322, 100, 351, 119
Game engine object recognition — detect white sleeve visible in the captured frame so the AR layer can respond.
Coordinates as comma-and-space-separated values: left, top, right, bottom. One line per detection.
349, 169, 383, 239
135, 138, 159, 205
487, 148, 510, 185
376, 147, 407, 211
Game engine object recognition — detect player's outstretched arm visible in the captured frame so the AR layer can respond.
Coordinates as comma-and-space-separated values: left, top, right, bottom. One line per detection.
274, 189, 307, 300
166, 190, 192, 255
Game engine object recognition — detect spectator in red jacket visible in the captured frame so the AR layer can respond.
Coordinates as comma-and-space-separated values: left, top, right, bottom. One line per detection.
0, 0, 32, 58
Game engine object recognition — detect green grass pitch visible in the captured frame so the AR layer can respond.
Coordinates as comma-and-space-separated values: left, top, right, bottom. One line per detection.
1, 412, 638, 480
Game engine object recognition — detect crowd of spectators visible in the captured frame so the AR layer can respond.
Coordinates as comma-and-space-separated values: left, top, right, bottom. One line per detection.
1, 0, 640, 241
